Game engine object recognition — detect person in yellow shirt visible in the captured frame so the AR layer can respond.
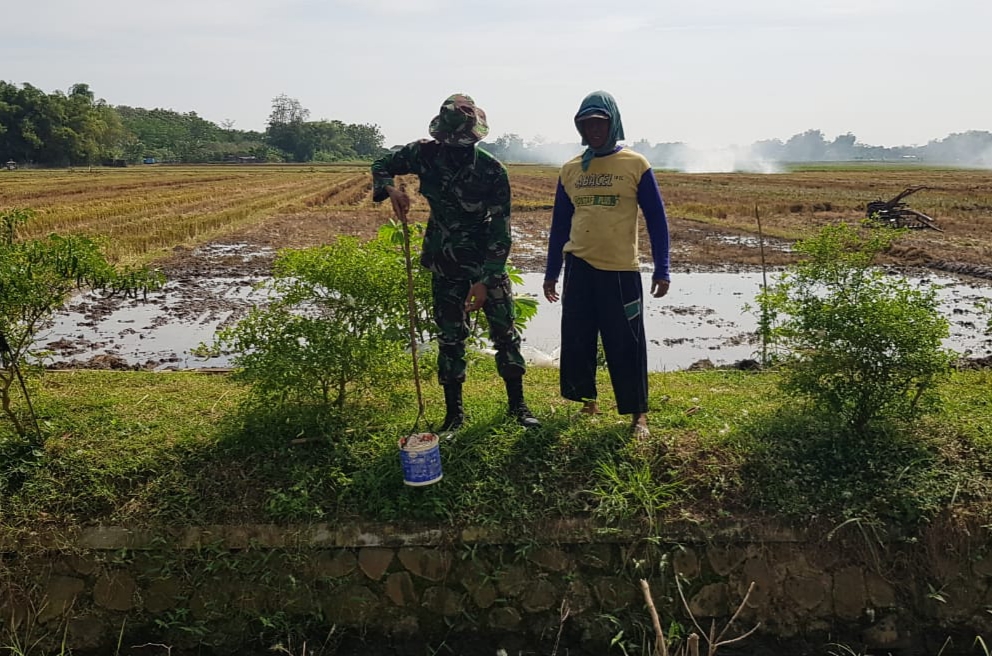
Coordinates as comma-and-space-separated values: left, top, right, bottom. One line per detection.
543, 90, 671, 439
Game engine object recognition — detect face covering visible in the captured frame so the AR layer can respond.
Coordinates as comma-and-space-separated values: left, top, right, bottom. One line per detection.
574, 90, 625, 171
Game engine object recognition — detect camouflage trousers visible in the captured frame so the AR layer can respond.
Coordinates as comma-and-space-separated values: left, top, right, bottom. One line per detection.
432, 273, 526, 385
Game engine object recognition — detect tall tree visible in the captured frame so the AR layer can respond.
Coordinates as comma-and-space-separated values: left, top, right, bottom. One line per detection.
783, 129, 828, 162
266, 95, 312, 162
345, 123, 385, 158
268, 94, 309, 126
0, 82, 136, 165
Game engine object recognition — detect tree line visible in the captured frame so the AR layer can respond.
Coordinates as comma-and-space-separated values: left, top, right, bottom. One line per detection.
0, 82, 387, 166
4, 80, 989, 168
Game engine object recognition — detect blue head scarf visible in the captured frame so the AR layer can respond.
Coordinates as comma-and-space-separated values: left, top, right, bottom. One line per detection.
574, 90, 625, 171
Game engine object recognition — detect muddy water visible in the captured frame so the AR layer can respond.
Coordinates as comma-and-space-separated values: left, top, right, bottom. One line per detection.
516, 272, 992, 370
39, 276, 273, 370
37, 268, 992, 372
517, 272, 761, 370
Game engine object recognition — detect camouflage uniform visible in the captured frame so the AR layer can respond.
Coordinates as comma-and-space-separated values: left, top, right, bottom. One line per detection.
371, 94, 526, 386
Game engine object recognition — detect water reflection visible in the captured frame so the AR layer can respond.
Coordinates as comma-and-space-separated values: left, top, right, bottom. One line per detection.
515, 272, 763, 371
515, 272, 992, 371
37, 271, 992, 372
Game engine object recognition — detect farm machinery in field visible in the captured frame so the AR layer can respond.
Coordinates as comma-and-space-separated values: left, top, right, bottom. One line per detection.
866, 186, 942, 231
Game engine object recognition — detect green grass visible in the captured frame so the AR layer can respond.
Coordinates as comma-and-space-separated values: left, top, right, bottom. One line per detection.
1, 364, 991, 535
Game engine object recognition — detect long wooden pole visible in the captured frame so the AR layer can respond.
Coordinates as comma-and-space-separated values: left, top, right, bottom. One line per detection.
398, 196, 425, 429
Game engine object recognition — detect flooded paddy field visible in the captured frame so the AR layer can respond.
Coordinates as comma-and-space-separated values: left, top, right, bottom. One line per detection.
38, 244, 992, 372
7, 164, 991, 370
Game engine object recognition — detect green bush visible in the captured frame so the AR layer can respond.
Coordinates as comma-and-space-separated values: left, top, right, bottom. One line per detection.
0, 208, 163, 440
757, 223, 953, 433
218, 222, 537, 412
218, 231, 424, 410
376, 220, 539, 339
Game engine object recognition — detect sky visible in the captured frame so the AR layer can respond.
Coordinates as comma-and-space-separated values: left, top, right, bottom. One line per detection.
3, 0, 991, 150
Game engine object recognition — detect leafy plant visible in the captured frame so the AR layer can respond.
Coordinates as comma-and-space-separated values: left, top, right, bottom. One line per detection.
377, 219, 538, 336
217, 233, 418, 410
756, 223, 953, 433
219, 222, 537, 412
590, 460, 681, 527
0, 208, 163, 440
979, 299, 992, 339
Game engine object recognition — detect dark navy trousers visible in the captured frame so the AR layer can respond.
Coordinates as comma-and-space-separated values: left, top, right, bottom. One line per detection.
560, 254, 649, 415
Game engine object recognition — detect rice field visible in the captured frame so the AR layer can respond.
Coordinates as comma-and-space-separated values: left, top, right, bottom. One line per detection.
2, 162, 991, 268
0, 165, 374, 263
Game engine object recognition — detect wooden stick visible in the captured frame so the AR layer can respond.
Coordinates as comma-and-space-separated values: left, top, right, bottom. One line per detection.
639, 579, 669, 656
398, 185, 426, 432
755, 205, 770, 367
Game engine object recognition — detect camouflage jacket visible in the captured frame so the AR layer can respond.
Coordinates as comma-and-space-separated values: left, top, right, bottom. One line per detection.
371, 141, 511, 285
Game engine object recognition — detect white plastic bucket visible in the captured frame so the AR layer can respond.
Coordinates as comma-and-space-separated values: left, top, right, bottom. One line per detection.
399, 432, 443, 486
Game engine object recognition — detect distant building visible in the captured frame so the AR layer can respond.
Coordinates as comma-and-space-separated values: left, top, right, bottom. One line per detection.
5, 160, 15, 170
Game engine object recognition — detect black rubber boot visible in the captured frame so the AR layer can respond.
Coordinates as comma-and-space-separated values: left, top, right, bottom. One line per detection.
439, 382, 464, 433
505, 377, 540, 428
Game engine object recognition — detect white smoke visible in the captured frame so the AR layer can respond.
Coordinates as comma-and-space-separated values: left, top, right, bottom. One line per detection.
489, 141, 783, 173
663, 145, 783, 174
976, 146, 992, 168
489, 131, 992, 171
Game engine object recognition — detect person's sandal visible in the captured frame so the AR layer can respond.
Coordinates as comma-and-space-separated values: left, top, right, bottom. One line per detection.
631, 414, 651, 440
631, 418, 668, 455
580, 401, 602, 415
572, 400, 602, 421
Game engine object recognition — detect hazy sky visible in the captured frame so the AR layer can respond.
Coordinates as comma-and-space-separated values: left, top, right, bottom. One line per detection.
4, 0, 990, 149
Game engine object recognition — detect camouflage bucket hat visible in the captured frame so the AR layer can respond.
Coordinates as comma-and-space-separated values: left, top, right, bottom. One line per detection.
429, 94, 489, 146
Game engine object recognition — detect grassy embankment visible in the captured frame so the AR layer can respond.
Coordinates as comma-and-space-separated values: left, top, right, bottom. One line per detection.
1, 363, 990, 535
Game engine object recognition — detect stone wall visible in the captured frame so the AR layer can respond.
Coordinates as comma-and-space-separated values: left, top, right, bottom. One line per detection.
1, 520, 989, 654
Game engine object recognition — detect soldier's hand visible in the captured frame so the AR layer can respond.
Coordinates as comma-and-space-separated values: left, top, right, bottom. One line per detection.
387, 185, 411, 222
465, 282, 487, 313
543, 279, 559, 303
651, 279, 670, 298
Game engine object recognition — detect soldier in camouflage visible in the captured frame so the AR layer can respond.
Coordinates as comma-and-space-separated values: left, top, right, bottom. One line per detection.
371, 94, 540, 431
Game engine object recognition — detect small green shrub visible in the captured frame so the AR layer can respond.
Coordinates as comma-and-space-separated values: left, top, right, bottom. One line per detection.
757, 223, 953, 433
980, 299, 992, 338
0, 208, 163, 440
218, 231, 423, 410
377, 220, 538, 337
218, 222, 537, 412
